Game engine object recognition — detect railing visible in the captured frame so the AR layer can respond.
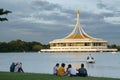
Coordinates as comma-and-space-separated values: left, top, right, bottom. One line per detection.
50, 46, 107, 49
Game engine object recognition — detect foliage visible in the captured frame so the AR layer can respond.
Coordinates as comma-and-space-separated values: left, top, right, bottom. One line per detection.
0, 72, 119, 80
0, 8, 11, 21
108, 44, 120, 51
0, 40, 119, 52
0, 39, 49, 52
32, 44, 42, 51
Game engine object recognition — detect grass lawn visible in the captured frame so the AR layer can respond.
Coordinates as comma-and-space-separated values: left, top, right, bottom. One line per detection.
0, 71, 119, 80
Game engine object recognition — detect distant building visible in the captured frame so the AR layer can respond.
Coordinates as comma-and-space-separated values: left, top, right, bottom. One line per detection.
41, 10, 117, 52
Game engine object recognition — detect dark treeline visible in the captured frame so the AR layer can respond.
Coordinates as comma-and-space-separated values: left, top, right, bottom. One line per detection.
108, 45, 120, 51
0, 39, 120, 52
0, 39, 49, 52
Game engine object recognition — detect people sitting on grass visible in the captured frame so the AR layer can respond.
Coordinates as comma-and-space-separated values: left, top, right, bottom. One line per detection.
10, 62, 24, 73
77, 63, 88, 77
54, 63, 88, 77
53, 63, 59, 75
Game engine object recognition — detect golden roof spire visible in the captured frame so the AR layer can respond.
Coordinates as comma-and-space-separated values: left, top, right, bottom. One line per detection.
64, 10, 94, 39
77, 10, 80, 14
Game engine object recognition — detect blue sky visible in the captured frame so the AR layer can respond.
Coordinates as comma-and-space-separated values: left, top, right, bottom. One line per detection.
0, 0, 120, 45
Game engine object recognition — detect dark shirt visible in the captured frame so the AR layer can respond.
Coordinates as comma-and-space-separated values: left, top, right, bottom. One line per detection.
10, 64, 16, 72
77, 68, 88, 77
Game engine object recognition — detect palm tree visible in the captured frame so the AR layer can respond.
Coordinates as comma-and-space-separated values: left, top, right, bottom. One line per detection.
0, 8, 12, 21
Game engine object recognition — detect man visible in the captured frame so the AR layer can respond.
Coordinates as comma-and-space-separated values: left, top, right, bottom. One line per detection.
77, 63, 88, 77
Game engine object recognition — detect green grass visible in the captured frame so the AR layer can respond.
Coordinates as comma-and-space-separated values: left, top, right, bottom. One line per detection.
0, 71, 119, 80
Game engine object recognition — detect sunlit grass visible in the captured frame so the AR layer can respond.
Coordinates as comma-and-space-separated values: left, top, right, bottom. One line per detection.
0, 71, 119, 80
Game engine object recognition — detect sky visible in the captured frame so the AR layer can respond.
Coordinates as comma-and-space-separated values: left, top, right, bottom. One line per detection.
0, 0, 120, 45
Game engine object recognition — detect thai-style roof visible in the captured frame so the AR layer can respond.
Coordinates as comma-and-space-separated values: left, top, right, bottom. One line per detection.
64, 34, 92, 39
49, 10, 107, 44
64, 10, 94, 40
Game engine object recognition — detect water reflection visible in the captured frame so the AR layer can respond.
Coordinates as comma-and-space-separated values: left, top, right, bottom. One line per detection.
86, 63, 95, 68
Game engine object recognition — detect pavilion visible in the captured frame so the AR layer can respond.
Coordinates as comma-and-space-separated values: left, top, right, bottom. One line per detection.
41, 10, 117, 52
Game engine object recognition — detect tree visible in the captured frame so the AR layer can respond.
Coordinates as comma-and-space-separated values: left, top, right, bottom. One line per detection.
0, 39, 50, 52
0, 8, 11, 21
32, 44, 42, 51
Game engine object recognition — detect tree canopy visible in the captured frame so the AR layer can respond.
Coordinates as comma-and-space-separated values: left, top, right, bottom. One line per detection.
0, 39, 49, 52
0, 8, 12, 21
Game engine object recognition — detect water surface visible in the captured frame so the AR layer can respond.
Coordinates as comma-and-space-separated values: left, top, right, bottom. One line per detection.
0, 52, 120, 78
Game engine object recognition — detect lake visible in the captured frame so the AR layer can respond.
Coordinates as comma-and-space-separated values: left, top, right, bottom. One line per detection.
0, 52, 120, 78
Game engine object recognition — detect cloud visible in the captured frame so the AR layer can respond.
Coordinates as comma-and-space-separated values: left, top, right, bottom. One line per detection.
0, 0, 120, 44
97, 0, 107, 9
94, 0, 120, 24
31, 0, 62, 11
12, 0, 76, 29
104, 16, 120, 24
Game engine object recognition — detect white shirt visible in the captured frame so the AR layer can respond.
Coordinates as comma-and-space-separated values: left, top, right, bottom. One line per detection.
68, 67, 76, 75
14, 63, 22, 72
14, 65, 19, 72
53, 66, 59, 74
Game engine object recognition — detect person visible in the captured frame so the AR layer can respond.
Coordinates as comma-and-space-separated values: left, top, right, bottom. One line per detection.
57, 63, 66, 76
77, 63, 88, 77
10, 62, 16, 72
14, 62, 24, 72
66, 64, 76, 76
14, 62, 19, 72
87, 56, 89, 60
89, 54, 94, 60
18, 62, 24, 72
53, 63, 59, 75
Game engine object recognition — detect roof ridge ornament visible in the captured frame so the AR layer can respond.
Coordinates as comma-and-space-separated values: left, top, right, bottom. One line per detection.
77, 10, 80, 14
64, 10, 94, 39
